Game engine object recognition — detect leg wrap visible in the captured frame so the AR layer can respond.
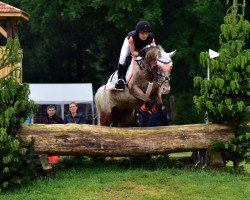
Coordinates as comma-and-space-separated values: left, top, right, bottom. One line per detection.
151, 105, 158, 113
140, 104, 149, 112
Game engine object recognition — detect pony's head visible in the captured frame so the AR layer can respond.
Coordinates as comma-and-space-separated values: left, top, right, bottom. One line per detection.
145, 45, 176, 78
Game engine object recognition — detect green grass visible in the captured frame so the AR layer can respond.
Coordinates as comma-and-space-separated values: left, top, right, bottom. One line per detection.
1, 159, 249, 200
245, 162, 250, 172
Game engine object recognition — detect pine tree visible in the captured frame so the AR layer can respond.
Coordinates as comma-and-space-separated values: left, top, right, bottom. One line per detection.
0, 38, 38, 192
193, 0, 250, 168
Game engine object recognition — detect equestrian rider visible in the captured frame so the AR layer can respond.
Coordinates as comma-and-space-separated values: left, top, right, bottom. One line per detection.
115, 20, 156, 90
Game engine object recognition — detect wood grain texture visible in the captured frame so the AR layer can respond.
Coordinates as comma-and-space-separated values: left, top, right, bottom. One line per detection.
17, 123, 235, 156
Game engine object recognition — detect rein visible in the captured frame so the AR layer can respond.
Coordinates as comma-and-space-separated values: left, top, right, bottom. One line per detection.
136, 58, 168, 84
135, 46, 172, 85
136, 59, 156, 82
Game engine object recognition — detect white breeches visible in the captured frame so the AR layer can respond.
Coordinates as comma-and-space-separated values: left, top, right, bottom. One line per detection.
118, 37, 130, 65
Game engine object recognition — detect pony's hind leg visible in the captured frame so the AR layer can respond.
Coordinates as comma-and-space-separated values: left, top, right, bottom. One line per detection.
99, 111, 112, 126
111, 107, 137, 127
110, 106, 119, 127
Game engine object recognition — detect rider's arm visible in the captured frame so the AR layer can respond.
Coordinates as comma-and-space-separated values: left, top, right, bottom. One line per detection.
129, 37, 139, 57
151, 38, 156, 46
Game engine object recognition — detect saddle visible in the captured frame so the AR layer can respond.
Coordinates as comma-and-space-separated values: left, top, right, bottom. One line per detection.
105, 56, 143, 91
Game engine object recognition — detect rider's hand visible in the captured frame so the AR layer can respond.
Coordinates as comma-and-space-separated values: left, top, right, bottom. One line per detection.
138, 45, 150, 57
138, 49, 146, 57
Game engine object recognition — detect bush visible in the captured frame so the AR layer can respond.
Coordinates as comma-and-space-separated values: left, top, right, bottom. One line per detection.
194, 1, 250, 169
0, 38, 38, 192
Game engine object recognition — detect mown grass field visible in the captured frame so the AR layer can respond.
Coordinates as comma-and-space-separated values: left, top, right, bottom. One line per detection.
1, 156, 249, 200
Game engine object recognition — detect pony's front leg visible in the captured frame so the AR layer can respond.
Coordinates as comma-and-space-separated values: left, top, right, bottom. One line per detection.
129, 84, 152, 103
151, 88, 164, 113
157, 87, 164, 106
151, 80, 170, 112
130, 83, 153, 113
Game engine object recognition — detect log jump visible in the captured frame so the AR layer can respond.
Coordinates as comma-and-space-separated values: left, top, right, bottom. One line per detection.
17, 123, 235, 157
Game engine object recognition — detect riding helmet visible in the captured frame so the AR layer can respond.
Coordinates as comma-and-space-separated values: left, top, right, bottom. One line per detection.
135, 20, 151, 33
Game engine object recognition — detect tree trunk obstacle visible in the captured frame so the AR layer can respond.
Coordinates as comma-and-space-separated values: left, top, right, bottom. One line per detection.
18, 123, 234, 157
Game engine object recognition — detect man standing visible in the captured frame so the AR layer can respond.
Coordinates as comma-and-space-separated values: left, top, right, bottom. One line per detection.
44, 105, 64, 124
39, 105, 64, 178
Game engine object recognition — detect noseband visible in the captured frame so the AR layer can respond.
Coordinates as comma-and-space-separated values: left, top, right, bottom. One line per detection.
136, 58, 171, 85
155, 64, 171, 86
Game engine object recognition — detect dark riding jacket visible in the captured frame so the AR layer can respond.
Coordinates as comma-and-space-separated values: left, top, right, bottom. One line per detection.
44, 114, 64, 124
127, 30, 154, 51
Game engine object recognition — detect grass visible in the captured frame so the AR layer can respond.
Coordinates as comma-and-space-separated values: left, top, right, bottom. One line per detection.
0, 157, 249, 200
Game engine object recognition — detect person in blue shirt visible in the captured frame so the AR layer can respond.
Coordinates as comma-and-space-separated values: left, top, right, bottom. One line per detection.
64, 102, 85, 124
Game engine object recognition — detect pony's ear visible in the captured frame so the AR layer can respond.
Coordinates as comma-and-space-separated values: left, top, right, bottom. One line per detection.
157, 50, 162, 58
141, 45, 151, 51
168, 50, 176, 57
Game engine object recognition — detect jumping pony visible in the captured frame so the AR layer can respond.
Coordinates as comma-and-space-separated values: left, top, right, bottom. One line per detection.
95, 45, 175, 127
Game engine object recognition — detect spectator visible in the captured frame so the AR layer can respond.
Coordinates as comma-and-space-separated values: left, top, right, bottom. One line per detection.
64, 102, 85, 124
44, 105, 64, 124
39, 105, 64, 178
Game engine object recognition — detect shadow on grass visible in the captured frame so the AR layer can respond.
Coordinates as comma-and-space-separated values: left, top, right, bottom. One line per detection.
53, 154, 250, 176
55, 155, 185, 171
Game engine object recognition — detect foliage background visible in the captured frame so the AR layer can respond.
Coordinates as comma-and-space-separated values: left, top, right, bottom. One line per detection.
0, 39, 37, 192
1, 0, 249, 124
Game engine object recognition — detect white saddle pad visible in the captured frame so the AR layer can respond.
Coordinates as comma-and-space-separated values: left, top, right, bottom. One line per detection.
105, 57, 142, 91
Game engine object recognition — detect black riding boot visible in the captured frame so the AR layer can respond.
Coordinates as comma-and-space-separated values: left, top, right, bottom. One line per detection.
115, 64, 125, 90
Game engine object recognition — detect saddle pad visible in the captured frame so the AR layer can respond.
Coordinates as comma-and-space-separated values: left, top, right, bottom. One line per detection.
105, 71, 120, 91
105, 57, 140, 91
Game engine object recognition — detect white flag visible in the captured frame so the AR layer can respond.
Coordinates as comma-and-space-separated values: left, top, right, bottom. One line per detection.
209, 49, 219, 59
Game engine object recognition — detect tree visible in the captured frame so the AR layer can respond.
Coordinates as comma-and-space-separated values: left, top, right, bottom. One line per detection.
4, 0, 231, 125
0, 38, 37, 192
158, 0, 225, 124
194, 0, 250, 168
6, 0, 163, 88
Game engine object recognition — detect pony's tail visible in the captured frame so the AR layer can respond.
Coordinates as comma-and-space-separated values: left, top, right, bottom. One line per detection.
94, 85, 106, 125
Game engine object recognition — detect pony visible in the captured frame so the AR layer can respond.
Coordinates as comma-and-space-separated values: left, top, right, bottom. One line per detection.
95, 45, 175, 127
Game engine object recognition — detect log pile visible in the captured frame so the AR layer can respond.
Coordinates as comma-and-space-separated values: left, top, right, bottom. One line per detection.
17, 123, 235, 157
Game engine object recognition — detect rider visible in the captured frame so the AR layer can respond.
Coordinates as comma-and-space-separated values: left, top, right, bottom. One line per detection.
115, 20, 156, 90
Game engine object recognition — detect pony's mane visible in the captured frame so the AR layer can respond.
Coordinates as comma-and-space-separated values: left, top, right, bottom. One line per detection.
145, 45, 161, 66
144, 45, 172, 70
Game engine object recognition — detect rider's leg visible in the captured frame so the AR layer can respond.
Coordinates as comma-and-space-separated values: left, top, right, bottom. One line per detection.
119, 37, 130, 66
115, 64, 126, 89
116, 37, 130, 90
123, 55, 132, 81
117, 63, 124, 80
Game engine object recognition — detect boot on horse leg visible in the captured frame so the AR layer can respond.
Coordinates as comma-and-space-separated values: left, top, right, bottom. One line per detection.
140, 102, 153, 113
151, 104, 163, 113
115, 63, 126, 90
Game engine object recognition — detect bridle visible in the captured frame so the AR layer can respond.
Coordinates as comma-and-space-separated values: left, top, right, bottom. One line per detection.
156, 59, 172, 84
136, 49, 172, 86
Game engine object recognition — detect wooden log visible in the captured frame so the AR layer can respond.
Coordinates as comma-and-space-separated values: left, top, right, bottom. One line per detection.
17, 123, 235, 157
